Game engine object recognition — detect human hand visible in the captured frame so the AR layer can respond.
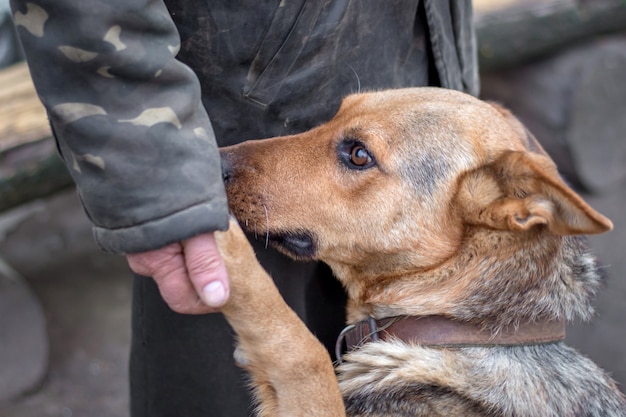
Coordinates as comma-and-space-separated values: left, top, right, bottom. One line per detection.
126, 232, 230, 314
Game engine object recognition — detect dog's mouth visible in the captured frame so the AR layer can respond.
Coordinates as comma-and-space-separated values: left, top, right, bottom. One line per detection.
267, 231, 317, 259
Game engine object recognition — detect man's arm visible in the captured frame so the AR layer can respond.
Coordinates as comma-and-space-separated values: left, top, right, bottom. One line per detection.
11, 0, 230, 311
11, 0, 229, 253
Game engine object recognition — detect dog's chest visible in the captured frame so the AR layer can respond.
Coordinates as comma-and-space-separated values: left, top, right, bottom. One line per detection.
337, 343, 487, 417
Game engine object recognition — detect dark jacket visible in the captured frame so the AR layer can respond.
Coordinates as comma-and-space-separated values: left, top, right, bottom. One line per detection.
11, 0, 477, 254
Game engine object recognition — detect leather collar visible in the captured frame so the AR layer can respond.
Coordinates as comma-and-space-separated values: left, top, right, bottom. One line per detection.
335, 315, 566, 363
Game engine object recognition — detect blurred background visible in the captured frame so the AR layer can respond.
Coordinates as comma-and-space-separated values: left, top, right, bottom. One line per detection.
1, 0, 625, 416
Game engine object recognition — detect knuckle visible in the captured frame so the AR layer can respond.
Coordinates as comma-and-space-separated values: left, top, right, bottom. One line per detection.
186, 252, 223, 275
126, 254, 152, 276
126, 244, 182, 277
182, 235, 226, 278
167, 302, 193, 314
158, 278, 194, 313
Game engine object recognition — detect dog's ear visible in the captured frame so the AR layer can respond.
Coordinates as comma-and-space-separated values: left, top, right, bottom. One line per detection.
456, 151, 612, 235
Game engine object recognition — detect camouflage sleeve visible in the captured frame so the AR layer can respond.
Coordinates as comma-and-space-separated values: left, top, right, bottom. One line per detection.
10, 0, 229, 254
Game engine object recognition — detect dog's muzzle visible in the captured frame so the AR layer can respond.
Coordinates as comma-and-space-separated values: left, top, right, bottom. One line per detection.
220, 151, 235, 184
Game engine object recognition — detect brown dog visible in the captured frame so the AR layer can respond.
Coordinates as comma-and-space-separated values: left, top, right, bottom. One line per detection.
215, 88, 626, 416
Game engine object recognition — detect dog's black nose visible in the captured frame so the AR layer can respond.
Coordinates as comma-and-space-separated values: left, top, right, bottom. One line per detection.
220, 151, 234, 184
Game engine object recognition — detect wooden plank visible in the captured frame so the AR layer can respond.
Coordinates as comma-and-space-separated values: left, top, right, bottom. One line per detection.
0, 62, 51, 152
475, 0, 626, 70
0, 63, 71, 212
0, 139, 72, 213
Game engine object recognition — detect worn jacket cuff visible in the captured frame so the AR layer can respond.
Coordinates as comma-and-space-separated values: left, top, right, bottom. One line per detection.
93, 198, 230, 254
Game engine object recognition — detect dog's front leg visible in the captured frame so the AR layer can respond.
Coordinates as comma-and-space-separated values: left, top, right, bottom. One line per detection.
215, 220, 345, 417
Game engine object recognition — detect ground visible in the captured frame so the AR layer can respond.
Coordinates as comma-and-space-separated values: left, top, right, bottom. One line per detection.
0, 191, 131, 417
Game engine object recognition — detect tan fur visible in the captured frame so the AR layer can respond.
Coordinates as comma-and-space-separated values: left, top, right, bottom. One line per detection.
216, 222, 344, 417
215, 87, 624, 416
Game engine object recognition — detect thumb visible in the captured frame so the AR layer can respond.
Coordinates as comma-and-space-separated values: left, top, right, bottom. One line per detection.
182, 233, 230, 308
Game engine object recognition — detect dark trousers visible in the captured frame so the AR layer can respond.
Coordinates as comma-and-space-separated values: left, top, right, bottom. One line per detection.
129, 239, 347, 417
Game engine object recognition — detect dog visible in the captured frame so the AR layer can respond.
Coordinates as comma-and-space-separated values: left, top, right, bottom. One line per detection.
214, 87, 626, 416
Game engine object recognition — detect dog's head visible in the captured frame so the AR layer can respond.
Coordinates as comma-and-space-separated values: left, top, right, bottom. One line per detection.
220, 88, 612, 318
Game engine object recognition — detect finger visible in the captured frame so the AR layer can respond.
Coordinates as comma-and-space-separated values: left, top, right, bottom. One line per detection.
126, 242, 183, 278
126, 244, 217, 314
182, 233, 230, 309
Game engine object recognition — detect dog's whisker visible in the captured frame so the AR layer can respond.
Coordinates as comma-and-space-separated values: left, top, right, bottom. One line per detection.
263, 204, 269, 249
347, 64, 361, 93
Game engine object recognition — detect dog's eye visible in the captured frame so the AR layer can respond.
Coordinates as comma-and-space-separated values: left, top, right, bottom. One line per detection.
338, 140, 376, 170
350, 145, 372, 167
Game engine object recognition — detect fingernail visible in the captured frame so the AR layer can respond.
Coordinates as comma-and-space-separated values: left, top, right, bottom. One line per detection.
203, 281, 226, 307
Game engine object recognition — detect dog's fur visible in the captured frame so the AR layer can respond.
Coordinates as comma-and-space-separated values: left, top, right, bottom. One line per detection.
215, 88, 626, 416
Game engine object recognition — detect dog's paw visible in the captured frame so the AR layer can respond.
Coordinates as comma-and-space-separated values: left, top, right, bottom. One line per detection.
214, 217, 266, 285
215, 217, 253, 257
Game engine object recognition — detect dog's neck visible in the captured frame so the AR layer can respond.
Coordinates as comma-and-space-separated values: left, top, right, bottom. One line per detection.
331, 229, 601, 329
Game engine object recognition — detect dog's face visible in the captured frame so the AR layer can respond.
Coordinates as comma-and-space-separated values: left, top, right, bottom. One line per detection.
220, 88, 611, 292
